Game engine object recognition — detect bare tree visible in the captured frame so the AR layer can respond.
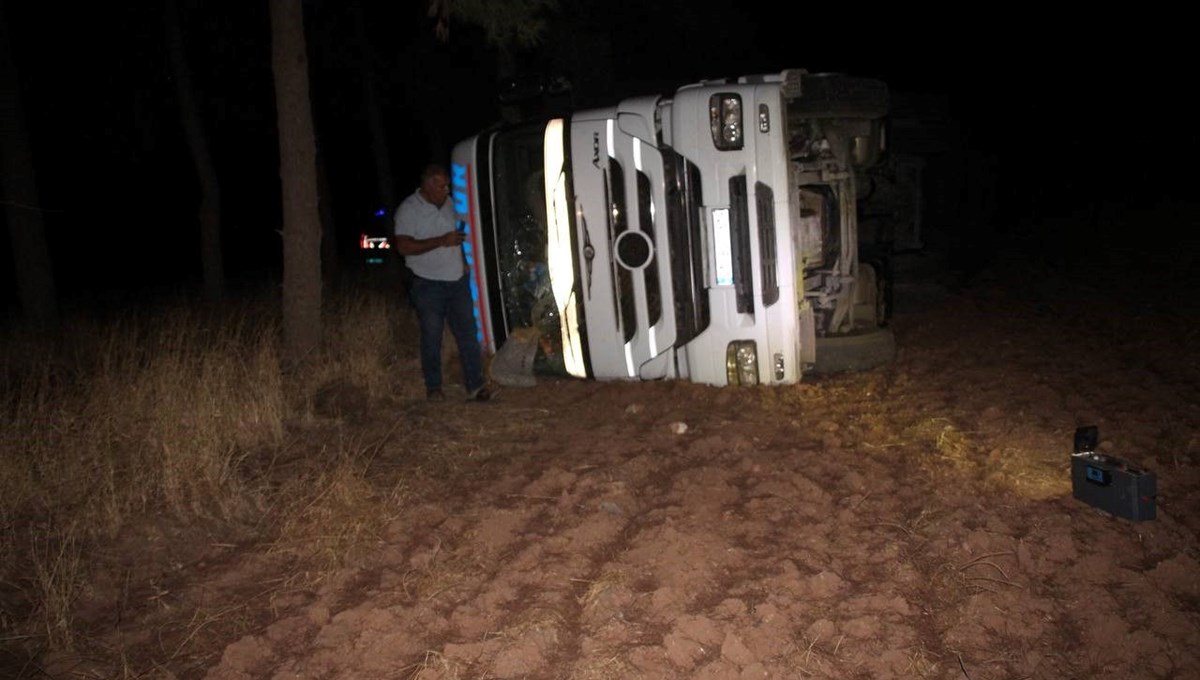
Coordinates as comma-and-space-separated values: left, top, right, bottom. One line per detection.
165, 0, 224, 302
270, 0, 322, 369
0, 0, 57, 326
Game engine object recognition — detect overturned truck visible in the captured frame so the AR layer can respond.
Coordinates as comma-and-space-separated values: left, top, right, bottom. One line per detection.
450, 69, 894, 387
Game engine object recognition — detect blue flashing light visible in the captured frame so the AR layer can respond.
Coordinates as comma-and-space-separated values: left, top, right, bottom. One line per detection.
374, 208, 387, 217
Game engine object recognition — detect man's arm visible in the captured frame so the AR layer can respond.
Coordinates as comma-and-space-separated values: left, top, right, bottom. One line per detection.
393, 231, 464, 256
393, 198, 464, 256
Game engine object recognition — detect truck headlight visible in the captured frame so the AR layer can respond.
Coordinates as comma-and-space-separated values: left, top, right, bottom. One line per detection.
725, 340, 759, 386
709, 94, 743, 150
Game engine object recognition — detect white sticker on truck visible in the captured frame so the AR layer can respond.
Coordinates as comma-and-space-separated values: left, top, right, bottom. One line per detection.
712, 207, 733, 286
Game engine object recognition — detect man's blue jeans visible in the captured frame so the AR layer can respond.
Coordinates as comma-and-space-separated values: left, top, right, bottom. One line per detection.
409, 274, 484, 393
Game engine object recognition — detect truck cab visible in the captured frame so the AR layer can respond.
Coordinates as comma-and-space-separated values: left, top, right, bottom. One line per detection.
451, 69, 891, 386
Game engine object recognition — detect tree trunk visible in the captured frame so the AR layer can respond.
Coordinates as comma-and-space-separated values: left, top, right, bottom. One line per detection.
317, 144, 337, 283
165, 0, 224, 302
0, 0, 57, 326
270, 0, 322, 369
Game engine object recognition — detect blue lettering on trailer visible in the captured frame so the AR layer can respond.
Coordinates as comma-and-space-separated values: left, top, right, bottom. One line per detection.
451, 163, 469, 213
451, 162, 485, 345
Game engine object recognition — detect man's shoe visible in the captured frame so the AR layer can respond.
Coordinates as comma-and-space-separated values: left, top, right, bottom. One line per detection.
467, 386, 493, 402
426, 388, 445, 402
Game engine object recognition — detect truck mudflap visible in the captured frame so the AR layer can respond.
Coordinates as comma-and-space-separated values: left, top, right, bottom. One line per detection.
489, 326, 540, 387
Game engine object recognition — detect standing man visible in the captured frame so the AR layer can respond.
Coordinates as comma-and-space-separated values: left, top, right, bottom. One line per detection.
394, 163, 491, 402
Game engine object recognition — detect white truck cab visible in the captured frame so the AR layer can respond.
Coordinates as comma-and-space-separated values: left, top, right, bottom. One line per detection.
451, 69, 891, 386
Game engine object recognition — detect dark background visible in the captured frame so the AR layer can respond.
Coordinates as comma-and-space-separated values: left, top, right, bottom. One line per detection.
1, 1, 1193, 313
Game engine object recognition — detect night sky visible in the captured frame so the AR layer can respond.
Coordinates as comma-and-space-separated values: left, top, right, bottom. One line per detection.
1, 1, 1193, 313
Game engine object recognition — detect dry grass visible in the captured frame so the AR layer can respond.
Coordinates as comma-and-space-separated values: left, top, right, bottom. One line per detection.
903, 417, 971, 462
0, 283, 411, 663
412, 540, 485, 602
312, 291, 404, 401
568, 654, 637, 680
2, 304, 284, 537
27, 521, 83, 651
403, 649, 469, 680
891, 415, 1074, 503
268, 447, 393, 571
575, 570, 626, 611
983, 447, 1072, 499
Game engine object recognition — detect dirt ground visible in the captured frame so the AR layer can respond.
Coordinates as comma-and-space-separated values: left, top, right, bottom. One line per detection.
32, 217, 1200, 679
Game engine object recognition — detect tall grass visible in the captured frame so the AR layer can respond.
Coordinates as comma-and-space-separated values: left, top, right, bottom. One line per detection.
0, 281, 407, 656
313, 283, 407, 402
1, 304, 283, 538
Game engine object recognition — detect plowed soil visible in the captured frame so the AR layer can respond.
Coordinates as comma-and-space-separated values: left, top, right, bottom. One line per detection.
37, 217, 1200, 680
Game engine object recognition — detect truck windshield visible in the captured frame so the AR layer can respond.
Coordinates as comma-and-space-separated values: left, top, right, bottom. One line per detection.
488, 123, 563, 364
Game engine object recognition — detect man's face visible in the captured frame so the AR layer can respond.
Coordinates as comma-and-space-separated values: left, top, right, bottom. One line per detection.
421, 173, 451, 207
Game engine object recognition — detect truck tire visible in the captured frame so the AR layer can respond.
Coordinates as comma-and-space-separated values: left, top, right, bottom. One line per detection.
810, 327, 896, 375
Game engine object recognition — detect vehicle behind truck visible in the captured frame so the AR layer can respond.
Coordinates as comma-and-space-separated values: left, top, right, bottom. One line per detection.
450, 68, 892, 387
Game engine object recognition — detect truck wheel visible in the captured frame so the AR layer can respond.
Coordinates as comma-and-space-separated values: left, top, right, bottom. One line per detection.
811, 327, 896, 375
